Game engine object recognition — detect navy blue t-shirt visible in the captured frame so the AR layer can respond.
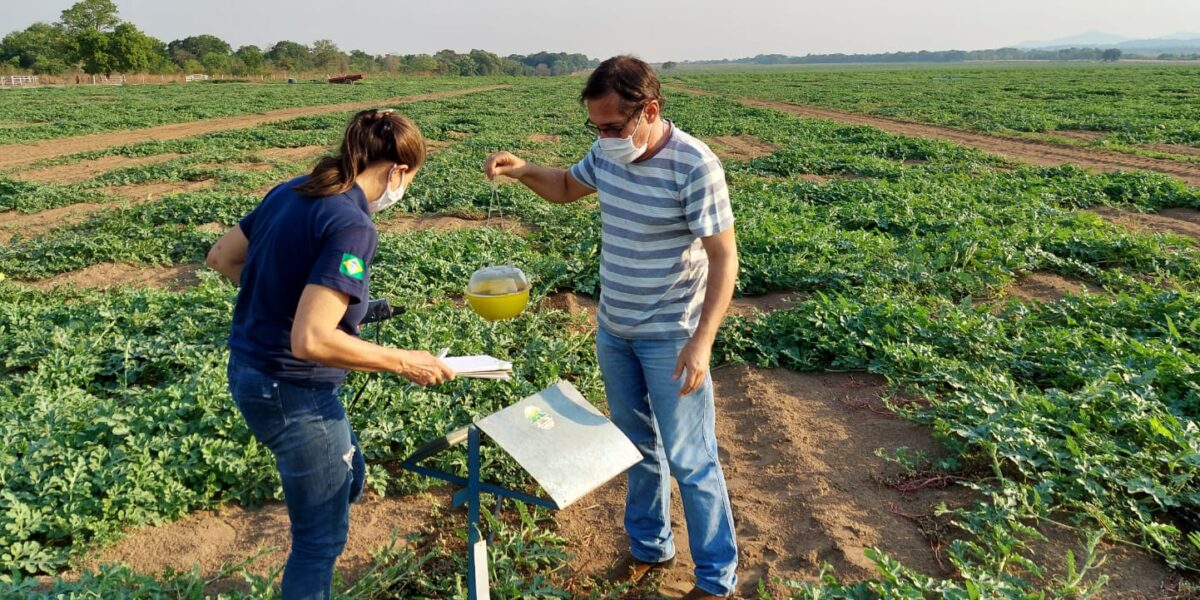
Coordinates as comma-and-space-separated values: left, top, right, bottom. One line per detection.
229, 175, 378, 385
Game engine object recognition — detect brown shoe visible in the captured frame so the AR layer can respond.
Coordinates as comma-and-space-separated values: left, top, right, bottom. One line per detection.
607, 553, 674, 585
681, 586, 727, 599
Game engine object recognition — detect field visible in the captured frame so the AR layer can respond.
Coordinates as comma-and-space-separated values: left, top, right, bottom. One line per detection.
671, 64, 1200, 162
1, 66, 1199, 598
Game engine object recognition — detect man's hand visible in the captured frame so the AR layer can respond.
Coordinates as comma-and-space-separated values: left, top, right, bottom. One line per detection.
673, 336, 713, 397
484, 151, 527, 181
395, 350, 456, 387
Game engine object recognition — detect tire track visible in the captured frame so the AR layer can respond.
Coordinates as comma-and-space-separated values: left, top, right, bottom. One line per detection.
0, 85, 508, 170
669, 85, 1200, 186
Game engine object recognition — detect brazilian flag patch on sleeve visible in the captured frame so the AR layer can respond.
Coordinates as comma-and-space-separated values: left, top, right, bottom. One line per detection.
339, 253, 365, 280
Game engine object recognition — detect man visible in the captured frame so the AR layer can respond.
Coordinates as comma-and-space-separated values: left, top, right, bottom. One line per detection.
484, 55, 738, 599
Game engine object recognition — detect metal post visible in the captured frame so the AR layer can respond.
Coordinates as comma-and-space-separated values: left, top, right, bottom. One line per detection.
466, 426, 489, 600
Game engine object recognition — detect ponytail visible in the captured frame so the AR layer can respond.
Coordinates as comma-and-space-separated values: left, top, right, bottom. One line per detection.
295, 108, 427, 198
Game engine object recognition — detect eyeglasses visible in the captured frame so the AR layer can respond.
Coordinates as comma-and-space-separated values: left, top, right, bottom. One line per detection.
584, 106, 645, 138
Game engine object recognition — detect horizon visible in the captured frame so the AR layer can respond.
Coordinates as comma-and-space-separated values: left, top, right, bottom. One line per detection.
3, 0, 1199, 62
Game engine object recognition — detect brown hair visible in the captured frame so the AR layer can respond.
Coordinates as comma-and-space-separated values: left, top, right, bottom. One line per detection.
580, 55, 664, 114
295, 109, 426, 197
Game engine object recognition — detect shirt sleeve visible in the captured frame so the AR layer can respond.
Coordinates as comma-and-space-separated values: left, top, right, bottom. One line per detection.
238, 205, 260, 239
682, 155, 734, 238
307, 225, 378, 305
569, 144, 599, 190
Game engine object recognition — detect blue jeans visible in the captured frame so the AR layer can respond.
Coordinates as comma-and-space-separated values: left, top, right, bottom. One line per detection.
227, 356, 366, 600
596, 327, 738, 596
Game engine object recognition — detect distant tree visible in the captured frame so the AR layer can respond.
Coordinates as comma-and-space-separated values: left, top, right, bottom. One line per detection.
310, 39, 347, 71
200, 51, 231, 75
109, 23, 164, 74
266, 40, 311, 71
234, 45, 266, 75
76, 29, 115, 75
404, 54, 438, 73
500, 57, 526, 76
1102, 48, 1122, 62
0, 23, 72, 75
348, 49, 377, 72
168, 35, 231, 64
468, 49, 503, 75
661, 61, 677, 70
58, 0, 121, 34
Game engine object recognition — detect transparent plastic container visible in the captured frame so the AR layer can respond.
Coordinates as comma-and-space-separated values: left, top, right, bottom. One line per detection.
467, 265, 530, 296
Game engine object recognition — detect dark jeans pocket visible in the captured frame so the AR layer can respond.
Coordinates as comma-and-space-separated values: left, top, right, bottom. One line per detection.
229, 363, 288, 445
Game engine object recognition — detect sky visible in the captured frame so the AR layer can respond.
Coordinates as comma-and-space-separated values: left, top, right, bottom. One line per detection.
4, 0, 1200, 62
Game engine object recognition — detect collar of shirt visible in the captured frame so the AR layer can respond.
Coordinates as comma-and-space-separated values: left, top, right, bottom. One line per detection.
347, 182, 371, 214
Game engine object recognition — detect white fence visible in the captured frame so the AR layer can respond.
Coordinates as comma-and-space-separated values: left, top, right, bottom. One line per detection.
185, 74, 210, 82
101, 75, 125, 85
1, 75, 38, 87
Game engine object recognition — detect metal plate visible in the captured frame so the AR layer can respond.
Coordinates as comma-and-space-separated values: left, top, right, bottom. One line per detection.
475, 380, 641, 509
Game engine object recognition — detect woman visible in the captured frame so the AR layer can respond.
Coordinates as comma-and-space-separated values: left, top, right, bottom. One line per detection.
206, 108, 455, 599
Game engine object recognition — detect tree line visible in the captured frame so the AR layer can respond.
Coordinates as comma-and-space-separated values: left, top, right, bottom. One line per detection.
1, 0, 597, 77
675, 47, 1143, 67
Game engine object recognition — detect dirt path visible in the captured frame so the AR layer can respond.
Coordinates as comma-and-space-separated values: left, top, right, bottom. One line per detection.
558, 365, 1172, 599
67, 492, 443, 595
669, 86, 1200, 186
12, 153, 183, 184
0, 85, 508, 170
1089, 206, 1200, 241
56, 363, 1172, 597
0, 180, 216, 244
28, 263, 201, 291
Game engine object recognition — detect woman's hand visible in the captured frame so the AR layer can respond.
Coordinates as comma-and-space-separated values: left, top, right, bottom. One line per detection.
395, 350, 456, 386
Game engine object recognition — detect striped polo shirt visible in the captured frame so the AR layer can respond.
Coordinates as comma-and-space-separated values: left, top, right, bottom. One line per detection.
569, 122, 734, 339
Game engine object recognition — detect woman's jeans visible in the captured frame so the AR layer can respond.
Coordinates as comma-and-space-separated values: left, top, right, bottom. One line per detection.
227, 356, 366, 600
596, 327, 738, 597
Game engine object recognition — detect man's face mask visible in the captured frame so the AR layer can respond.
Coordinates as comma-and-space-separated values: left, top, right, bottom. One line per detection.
597, 110, 647, 165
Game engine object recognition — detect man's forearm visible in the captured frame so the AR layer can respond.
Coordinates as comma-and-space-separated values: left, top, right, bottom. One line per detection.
516, 163, 578, 204
693, 250, 738, 344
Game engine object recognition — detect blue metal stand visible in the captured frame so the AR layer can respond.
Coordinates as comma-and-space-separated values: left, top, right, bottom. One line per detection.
401, 424, 556, 600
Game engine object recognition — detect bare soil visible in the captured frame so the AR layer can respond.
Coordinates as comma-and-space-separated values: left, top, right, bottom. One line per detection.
555, 365, 1172, 598
1047, 130, 1108, 142
1004, 272, 1103, 303
541, 291, 799, 331
11, 153, 182, 184
259, 145, 329, 164
374, 214, 533, 237
28, 263, 201, 291
0, 202, 113, 244
0, 86, 508, 170
1140, 144, 1200, 158
529, 133, 562, 144
59, 364, 1172, 597
1089, 206, 1200, 241
669, 86, 1200, 186
202, 162, 275, 172
727, 291, 801, 318
425, 139, 454, 154
705, 135, 779, 161
0, 179, 214, 243
102, 179, 217, 201
69, 492, 444, 596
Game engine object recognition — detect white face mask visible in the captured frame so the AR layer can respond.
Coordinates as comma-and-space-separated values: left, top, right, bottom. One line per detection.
597, 111, 646, 164
368, 166, 405, 213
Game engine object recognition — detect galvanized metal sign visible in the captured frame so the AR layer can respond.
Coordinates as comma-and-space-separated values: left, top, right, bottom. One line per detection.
475, 380, 642, 509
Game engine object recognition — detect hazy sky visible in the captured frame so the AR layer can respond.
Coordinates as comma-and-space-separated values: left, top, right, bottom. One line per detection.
5, 0, 1200, 61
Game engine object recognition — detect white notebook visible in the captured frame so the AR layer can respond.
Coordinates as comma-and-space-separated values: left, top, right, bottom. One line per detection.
443, 355, 513, 380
